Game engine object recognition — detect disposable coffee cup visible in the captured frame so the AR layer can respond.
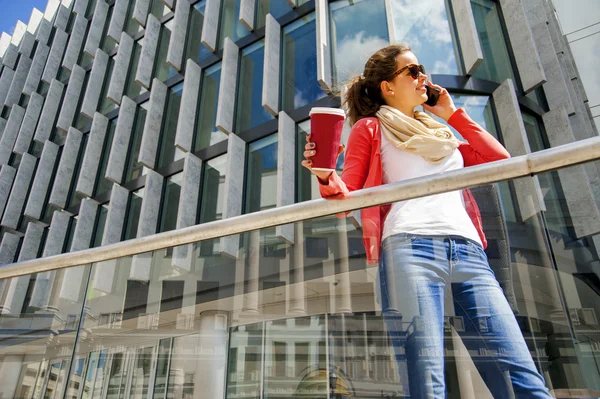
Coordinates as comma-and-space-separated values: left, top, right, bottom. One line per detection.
309, 107, 346, 171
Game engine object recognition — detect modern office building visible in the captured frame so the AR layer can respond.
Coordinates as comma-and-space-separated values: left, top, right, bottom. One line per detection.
0, 0, 599, 397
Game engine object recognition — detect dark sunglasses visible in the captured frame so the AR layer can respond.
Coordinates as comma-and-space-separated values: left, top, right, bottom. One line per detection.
389, 64, 426, 80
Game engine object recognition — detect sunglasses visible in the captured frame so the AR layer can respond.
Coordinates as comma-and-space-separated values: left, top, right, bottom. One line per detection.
389, 64, 426, 80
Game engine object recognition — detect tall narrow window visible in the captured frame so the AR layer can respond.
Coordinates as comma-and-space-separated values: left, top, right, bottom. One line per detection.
125, 39, 148, 99
92, 203, 109, 248
193, 63, 225, 151
95, 117, 118, 197
125, 101, 150, 182
218, 0, 251, 50
154, 20, 178, 82
255, 0, 293, 29
185, 1, 212, 66
198, 155, 227, 224
245, 134, 278, 214
157, 82, 185, 168
123, 189, 144, 240
158, 172, 182, 233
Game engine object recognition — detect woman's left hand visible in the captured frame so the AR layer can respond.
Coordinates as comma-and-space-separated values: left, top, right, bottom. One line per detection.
422, 81, 458, 122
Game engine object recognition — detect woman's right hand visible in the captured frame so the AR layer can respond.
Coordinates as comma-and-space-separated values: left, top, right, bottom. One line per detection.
301, 134, 344, 183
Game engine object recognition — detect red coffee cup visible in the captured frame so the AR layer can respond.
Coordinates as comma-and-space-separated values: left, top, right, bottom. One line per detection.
309, 107, 346, 171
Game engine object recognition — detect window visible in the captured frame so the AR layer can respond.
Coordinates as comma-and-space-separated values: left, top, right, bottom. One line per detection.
158, 172, 182, 233
95, 117, 118, 197
125, 102, 149, 182
124, 0, 143, 36
218, 0, 251, 51
193, 63, 225, 151
245, 134, 278, 213
255, 0, 293, 29
185, 1, 212, 66
150, 0, 171, 19
125, 39, 148, 99
330, 0, 389, 87
389, 0, 460, 75
154, 20, 178, 82
123, 188, 144, 240
99, 55, 117, 115
67, 136, 88, 209
101, 5, 118, 53
92, 204, 109, 248
235, 41, 274, 133
198, 155, 227, 224
157, 82, 184, 168
281, 13, 326, 113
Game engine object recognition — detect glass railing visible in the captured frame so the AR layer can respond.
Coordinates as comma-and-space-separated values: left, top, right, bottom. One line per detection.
1, 140, 600, 398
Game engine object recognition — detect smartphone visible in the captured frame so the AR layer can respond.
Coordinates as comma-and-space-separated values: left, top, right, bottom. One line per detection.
425, 85, 440, 107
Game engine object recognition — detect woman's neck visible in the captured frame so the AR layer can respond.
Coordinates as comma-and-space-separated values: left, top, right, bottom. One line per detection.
386, 101, 416, 119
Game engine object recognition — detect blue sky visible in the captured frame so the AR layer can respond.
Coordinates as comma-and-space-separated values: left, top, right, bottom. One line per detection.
0, 0, 49, 35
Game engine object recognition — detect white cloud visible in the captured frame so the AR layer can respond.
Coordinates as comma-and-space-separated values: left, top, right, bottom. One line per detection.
391, 0, 454, 45
335, 31, 390, 84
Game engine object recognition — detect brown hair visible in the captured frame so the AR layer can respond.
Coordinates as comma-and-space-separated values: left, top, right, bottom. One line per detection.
343, 44, 412, 126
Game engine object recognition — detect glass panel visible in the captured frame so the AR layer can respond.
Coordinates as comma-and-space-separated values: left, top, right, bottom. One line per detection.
218, 0, 251, 51
123, 188, 144, 240
389, 0, 460, 75
154, 20, 178, 83
99, 56, 117, 115
125, 39, 148, 100
101, 6, 118, 54
185, 1, 212, 66
150, 0, 171, 19
470, 0, 517, 83
245, 134, 278, 213
255, 0, 293, 29
330, 0, 389, 87
92, 204, 109, 248
152, 338, 172, 398
193, 63, 226, 151
281, 13, 326, 113
67, 135, 89, 210
124, 0, 143, 36
235, 40, 275, 133
158, 172, 183, 233
226, 323, 264, 398
128, 346, 156, 398
199, 155, 227, 224
95, 118, 118, 197
157, 82, 184, 168
125, 102, 149, 183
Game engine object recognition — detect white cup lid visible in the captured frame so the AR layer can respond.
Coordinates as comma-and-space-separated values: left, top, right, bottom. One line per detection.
309, 107, 346, 118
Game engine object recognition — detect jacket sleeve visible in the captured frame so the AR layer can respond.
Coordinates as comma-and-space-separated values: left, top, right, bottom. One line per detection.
318, 118, 373, 199
449, 108, 511, 166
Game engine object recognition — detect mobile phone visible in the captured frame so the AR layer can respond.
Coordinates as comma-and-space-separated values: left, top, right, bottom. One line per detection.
425, 85, 440, 107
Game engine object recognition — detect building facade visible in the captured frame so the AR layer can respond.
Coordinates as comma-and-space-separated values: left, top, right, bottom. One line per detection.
0, 0, 599, 398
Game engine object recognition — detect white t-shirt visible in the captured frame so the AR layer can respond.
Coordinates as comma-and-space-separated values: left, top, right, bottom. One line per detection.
380, 131, 482, 245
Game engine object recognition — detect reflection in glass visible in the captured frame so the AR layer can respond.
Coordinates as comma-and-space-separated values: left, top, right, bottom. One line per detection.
281, 13, 326, 113
153, 338, 172, 399
154, 20, 178, 82
128, 346, 156, 398
159, 173, 183, 233
218, 0, 251, 51
193, 63, 226, 151
226, 323, 264, 398
92, 204, 109, 248
158, 83, 185, 168
470, 0, 516, 83
330, 0, 389, 86
95, 118, 118, 197
255, 0, 293, 29
245, 134, 278, 213
185, 1, 212, 65
125, 102, 149, 182
99, 57, 117, 115
389, 0, 460, 75
125, 39, 148, 100
123, 189, 144, 240
236, 40, 275, 133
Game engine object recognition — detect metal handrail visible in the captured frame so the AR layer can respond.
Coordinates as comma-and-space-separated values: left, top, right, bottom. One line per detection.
1, 136, 600, 280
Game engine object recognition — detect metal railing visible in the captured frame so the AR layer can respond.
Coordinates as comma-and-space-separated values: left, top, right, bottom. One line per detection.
1, 136, 600, 280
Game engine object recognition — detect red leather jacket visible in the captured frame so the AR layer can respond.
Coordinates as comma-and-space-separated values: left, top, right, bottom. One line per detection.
318, 108, 511, 265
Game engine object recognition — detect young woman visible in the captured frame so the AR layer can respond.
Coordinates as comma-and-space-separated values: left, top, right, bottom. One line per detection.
302, 45, 552, 398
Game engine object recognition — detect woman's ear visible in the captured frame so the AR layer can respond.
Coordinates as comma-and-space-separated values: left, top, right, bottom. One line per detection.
380, 81, 394, 97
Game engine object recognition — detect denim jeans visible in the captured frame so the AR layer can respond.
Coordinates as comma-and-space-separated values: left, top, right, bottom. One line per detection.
378, 233, 552, 399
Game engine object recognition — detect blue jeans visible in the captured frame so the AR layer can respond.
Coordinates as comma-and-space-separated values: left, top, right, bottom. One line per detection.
378, 234, 552, 399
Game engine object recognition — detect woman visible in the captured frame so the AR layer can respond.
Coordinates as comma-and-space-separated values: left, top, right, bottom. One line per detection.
302, 45, 551, 398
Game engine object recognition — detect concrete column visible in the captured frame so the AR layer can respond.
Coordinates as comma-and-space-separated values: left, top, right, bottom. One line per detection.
18, 31, 36, 59
0, 355, 25, 399
0, 67, 16, 105
105, 95, 136, 183
60, 198, 99, 301
33, 79, 65, 143
135, 14, 160, 89
276, 111, 294, 244
0, 232, 19, 265
13, 93, 44, 155
76, 113, 109, 197
83, 0, 110, 57
23, 142, 59, 220
288, 222, 306, 314
2, 44, 19, 70
201, 0, 221, 52
220, 133, 246, 259
0, 33, 11, 65
36, 18, 53, 46
449, 0, 484, 75
174, 59, 201, 152
29, 210, 71, 311
242, 230, 260, 314
138, 78, 167, 169
44, 0, 61, 24
133, 0, 152, 27
108, 0, 129, 42
262, 14, 280, 116
73, 0, 90, 15
166, 0, 190, 71
0, 166, 16, 218
335, 218, 352, 314
129, 170, 164, 281
1, 153, 36, 229
54, 4, 72, 31
92, 183, 128, 294
542, 108, 600, 238
62, 14, 89, 71
107, 32, 133, 105
23, 43, 50, 96
492, 79, 545, 221
56, 64, 86, 133
0, 105, 26, 165
41, 29, 68, 83
160, 0, 174, 8
5, 56, 32, 107
48, 127, 84, 209
240, 0, 256, 31
498, 0, 546, 92
215, 38, 239, 135
172, 153, 202, 272
315, 0, 332, 93
194, 310, 229, 399
81, 49, 109, 118
1, 223, 44, 315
